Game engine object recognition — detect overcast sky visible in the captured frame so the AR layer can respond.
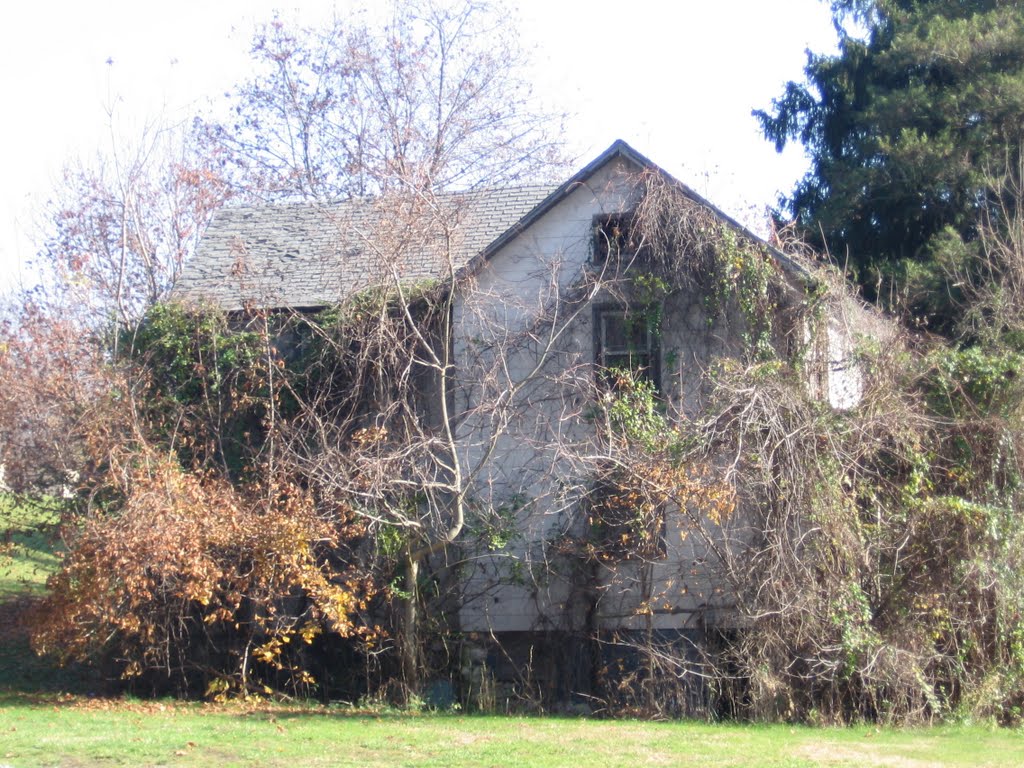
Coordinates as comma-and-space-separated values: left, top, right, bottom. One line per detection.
0, 0, 837, 291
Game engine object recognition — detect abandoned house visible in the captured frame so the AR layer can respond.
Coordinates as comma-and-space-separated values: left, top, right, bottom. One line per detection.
174, 140, 882, 709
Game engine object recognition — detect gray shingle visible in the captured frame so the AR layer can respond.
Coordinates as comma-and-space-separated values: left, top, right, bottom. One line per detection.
174, 186, 555, 310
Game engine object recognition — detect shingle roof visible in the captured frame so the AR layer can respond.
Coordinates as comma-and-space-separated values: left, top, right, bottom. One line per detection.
174, 140, 816, 312
173, 185, 555, 310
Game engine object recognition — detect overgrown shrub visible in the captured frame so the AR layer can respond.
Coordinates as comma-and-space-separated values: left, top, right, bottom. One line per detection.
683, 342, 1024, 723
31, 304, 393, 698
34, 452, 376, 698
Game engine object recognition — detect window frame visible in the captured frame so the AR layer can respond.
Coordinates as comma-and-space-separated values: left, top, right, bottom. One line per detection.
591, 211, 635, 267
593, 304, 662, 390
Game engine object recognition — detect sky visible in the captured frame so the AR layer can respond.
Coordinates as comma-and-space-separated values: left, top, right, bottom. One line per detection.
0, 0, 838, 292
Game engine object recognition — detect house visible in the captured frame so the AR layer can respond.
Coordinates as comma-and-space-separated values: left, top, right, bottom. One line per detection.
175, 140, 881, 710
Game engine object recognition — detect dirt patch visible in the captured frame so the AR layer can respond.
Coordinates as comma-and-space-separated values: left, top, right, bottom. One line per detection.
454, 732, 492, 746
796, 742, 942, 767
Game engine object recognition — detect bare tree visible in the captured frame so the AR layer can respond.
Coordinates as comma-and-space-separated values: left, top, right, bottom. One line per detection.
955, 144, 1024, 343
34, 115, 231, 343
203, 0, 565, 201
254, 185, 597, 694
0, 296, 105, 493
15, 0, 571, 699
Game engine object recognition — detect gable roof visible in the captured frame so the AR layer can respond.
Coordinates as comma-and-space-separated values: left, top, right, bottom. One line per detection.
462, 139, 810, 284
173, 140, 812, 311
174, 185, 555, 311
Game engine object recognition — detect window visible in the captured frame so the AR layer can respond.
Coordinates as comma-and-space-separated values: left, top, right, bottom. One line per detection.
591, 212, 633, 266
594, 306, 660, 388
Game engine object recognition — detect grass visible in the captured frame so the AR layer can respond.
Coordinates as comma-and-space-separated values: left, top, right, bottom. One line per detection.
0, 494, 96, 695
0, 494, 61, 597
0, 697, 1022, 767
0, 496, 1021, 766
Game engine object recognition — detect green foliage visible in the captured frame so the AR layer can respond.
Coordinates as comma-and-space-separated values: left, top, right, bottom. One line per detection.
127, 303, 265, 399
465, 495, 524, 554
757, 0, 1024, 331
630, 273, 670, 304
625, 273, 671, 349
377, 523, 407, 561
125, 293, 441, 475
686, 337, 1024, 723
713, 229, 778, 361
924, 345, 1024, 419
632, 176, 786, 362
603, 374, 670, 453
586, 370, 734, 563
483, 497, 523, 552
829, 582, 880, 678
125, 303, 274, 474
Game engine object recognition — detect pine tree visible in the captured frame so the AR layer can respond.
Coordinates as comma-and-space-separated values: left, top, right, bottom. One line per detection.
757, 0, 1024, 330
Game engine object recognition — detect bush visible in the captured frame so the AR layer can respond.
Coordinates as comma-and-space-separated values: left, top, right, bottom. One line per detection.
34, 452, 377, 698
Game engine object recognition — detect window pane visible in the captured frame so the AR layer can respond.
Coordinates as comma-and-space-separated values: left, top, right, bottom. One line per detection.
596, 308, 658, 387
601, 312, 650, 354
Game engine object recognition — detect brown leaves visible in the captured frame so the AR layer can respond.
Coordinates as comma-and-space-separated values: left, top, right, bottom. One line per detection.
588, 459, 734, 561
32, 451, 377, 694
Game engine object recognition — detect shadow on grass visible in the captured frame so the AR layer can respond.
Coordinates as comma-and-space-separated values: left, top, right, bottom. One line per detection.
0, 596, 102, 698
2, 510, 59, 546
0, 495, 97, 698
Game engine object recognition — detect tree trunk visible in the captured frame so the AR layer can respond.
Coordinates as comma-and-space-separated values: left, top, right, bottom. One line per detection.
400, 548, 420, 700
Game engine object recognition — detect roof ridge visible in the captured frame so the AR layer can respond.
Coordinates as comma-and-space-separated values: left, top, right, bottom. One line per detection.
214, 183, 558, 215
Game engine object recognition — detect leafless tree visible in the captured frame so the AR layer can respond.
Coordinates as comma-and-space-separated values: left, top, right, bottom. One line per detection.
203, 0, 565, 201
12, 0, 571, 699
34, 114, 231, 343
957, 144, 1024, 343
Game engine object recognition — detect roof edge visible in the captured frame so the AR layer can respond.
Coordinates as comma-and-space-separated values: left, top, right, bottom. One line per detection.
472, 140, 641, 266
466, 138, 814, 287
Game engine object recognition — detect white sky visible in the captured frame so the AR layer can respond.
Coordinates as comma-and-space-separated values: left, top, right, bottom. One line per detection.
0, 0, 837, 291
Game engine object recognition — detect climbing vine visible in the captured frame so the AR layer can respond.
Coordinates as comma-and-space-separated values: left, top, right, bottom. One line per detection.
630, 171, 793, 362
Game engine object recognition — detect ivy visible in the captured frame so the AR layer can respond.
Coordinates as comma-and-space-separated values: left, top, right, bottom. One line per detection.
603, 374, 670, 453
707, 228, 779, 361
924, 345, 1024, 419
125, 303, 278, 475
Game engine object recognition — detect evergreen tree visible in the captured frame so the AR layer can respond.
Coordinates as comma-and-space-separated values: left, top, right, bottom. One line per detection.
757, 0, 1024, 331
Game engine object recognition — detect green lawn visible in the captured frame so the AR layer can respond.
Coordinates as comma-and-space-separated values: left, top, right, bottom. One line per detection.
0, 495, 60, 597
0, 495, 96, 694
0, 698, 1021, 767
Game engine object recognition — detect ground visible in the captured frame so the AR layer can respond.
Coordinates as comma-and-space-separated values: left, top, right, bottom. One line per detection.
2, 700, 1023, 767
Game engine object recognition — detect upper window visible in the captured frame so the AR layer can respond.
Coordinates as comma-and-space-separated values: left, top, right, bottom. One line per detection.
591, 212, 634, 266
594, 306, 660, 389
